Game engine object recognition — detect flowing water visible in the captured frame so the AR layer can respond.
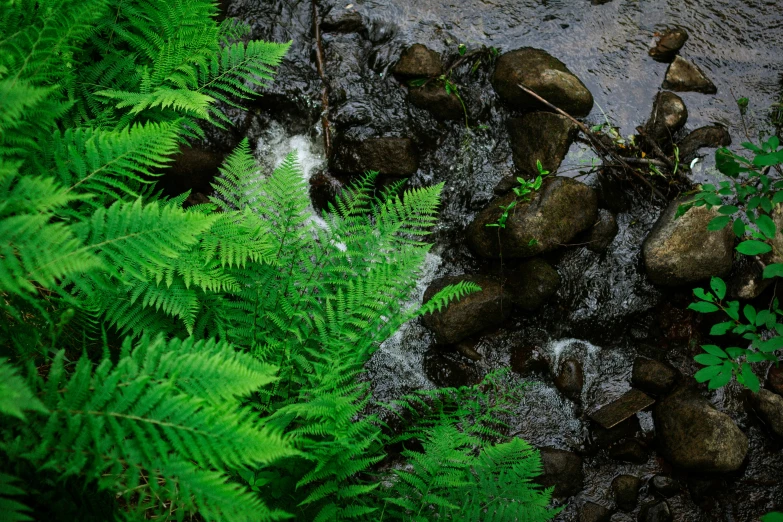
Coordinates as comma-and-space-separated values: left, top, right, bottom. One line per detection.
225, 0, 783, 519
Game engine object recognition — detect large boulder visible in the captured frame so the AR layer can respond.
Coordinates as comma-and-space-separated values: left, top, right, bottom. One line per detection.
754, 389, 783, 438
653, 387, 748, 473
537, 447, 584, 497
392, 44, 443, 78
644, 92, 688, 147
662, 56, 717, 94
632, 357, 678, 396
491, 48, 594, 117
408, 83, 464, 121
677, 125, 731, 163
467, 177, 598, 259
642, 198, 734, 286
332, 138, 419, 176
505, 258, 561, 310
507, 112, 579, 177
421, 275, 510, 345
648, 28, 689, 62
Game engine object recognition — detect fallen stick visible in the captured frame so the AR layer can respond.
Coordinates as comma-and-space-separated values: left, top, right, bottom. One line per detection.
312, 1, 332, 159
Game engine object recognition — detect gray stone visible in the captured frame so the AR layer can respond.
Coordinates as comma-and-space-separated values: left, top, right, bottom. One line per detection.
651, 475, 681, 498
554, 358, 584, 403
421, 275, 510, 345
649, 28, 689, 62
755, 389, 783, 438
638, 501, 673, 522
609, 439, 648, 464
677, 125, 731, 163
642, 198, 734, 286
589, 389, 655, 429
632, 358, 678, 396
662, 56, 717, 94
507, 112, 579, 178
612, 474, 641, 512
580, 502, 612, 522
392, 44, 443, 78
506, 258, 561, 310
467, 177, 598, 259
537, 447, 584, 497
408, 83, 464, 121
768, 366, 783, 396
581, 209, 619, 253
645, 92, 688, 147
653, 387, 748, 473
332, 138, 418, 176
321, 8, 364, 33
491, 48, 594, 117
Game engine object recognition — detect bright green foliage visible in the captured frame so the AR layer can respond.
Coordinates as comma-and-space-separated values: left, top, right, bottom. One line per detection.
683, 133, 783, 391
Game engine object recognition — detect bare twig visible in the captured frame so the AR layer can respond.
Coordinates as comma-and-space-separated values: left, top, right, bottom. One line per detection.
517, 83, 667, 201
619, 157, 670, 168
635, 126, 675, 170
312, 1, 331, 159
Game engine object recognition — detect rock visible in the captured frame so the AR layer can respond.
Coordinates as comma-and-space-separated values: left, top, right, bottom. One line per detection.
632, 358, 678, 396
309, 171, 345, 213
423, 351, 480, 388
581, 209, 619, 253
609, 439, 648, 464
506, 258, 561, 310
421, 275, 511, 345
507, 112, 579, 178
537, 447, 584, 497
638, 500, 673, 522
768, 366, 783, 395
408, 82, 464, 121
644, 92, 688, 147
580, 502, 612, 522
642, 198, 734, 286
454, 340, 482, 361
612, 474, 641, 511
754, 389, 783, 438
554, 358, 584, 403
651, 475, 681, 498
653, 387, 748, 473
589, 389, 655, 429
163, 145, 225, 195
649, 28, 689, 62
677, 125, 732, 163
491, 48, 594, 117
493, 173, 522, 196
662, 56, 717, 94
392, 44, 443, 79
728, 256, 771, 300
467, 177, 598, 259
591, 415, 642, 449
332, 138, 418, 176
321, 8, 364, 33
510, 345, 549, 375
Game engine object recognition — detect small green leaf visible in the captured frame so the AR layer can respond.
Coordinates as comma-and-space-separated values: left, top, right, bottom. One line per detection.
725, 347, 747, 359
755, 336, 783, 352
688, 302, 720, 313
761, 512, 783, 522
737, 97, 749, 109
708, 369, 733, 389
701, 345, 728, 358
718, 205, 739, 215
710, 277, 726, 300
743, 304, 757, 324
763, 263, 783, 279
694, 354, 724, 366
694, 365, 722, 382
756, 214, 777, 239
707, 215, 731, 230
725, 301, 740, 321
736, 240, 772, 255
738, 362, 760, 392
732, 218, 746, 237
710, 321, 733, 336
693, 288, 714, 302
458, 43, 467, 55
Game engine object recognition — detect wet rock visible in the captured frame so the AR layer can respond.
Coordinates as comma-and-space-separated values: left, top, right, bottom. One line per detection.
649, 28, 689, 62
581, 209, 619, 253
421, 275, 511, 345
506, 258, 561, 310
589, 389, 655, 429
510, 345, 549, 375
638, 500, 673, 522
392, 44, 443, 79
650, 475, 681, 497
754, 389, 783, 438
163, 145, 225, 196
768, 366, 783, 396
580, 502, 612, 522
332, 137, 418, 176
728, 256, 771, 300
423, 351, 480, 388
467, 177, 598, 259
609, 439, 648, 464
493, 173, 522, 196
491, 47, 594, 117
653, 387, 748, 473
662, 56, 717, 94
677, 125, 732, 163
537, 447, 584, 498
642, 198, 734, 286
612, 474, 641, 511
454, 340, 482, 361
554, 358, 584, 403
321, 8, 364, 34
408, 83, 464, 121
591, 415, 642, 449
644, 92, 688, 147
309, 171, 345, 213
507, 112, 579, 177
632, 358, 678, 396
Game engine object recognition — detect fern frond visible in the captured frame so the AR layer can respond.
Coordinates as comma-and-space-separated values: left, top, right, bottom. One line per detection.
0, 359, 47, 421
417, 280, 483, 316
0, 473, 32, 522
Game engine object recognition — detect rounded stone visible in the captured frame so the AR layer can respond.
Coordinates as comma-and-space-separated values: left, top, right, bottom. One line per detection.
506, 258, 561, 310
611, 474, 641, 512
392, 44, 443, 78
554, 358, 584, 403
662, 56, 717, 94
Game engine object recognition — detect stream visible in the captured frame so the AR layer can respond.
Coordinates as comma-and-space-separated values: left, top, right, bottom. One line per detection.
211, 0, 783, 519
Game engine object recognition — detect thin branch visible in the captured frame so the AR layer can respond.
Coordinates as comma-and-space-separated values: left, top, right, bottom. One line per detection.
312, 1, 331, 159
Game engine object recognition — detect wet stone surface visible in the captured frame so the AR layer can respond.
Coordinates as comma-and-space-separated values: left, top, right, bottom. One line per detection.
589, 389, 655, 429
